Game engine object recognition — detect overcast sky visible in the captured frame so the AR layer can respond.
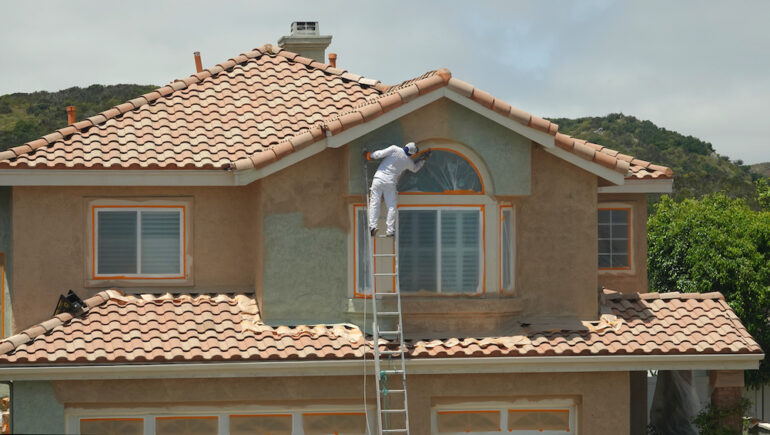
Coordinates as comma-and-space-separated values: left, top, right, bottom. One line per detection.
1, 1, 768, 163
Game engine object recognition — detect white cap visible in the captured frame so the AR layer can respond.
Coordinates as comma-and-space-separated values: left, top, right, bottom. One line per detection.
404, 142, 418, 155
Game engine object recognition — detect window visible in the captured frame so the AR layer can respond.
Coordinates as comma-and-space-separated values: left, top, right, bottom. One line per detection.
433, 404, 575, 434
398, 149, 483, 194
155, 416, 217, 435
399, 207, 483, 293
80, 418, 143, 435
93, 206, 185, 279
230, 414, 292, 435
500, 206, 514, 291
355, 206, 373, 294
598, 207, 631, 270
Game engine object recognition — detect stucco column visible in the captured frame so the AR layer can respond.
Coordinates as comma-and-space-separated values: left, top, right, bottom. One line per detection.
709, 370, 745, 431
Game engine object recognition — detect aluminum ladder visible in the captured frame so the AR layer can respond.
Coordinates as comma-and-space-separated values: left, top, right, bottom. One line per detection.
364, 155, 410, 435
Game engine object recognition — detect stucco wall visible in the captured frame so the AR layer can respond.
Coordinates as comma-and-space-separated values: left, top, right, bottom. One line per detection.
0, 187, 11, 339
39, 371, 629, 434
348, 98, 531, 197
11, 185, 259, 331
516, 146, 599, 320
598, 193, 649, 294
14, 380, 65, 434
260, 147, 350, 325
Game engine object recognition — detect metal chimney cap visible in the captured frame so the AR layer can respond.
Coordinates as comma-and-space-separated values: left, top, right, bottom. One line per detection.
290, 21, 319, 35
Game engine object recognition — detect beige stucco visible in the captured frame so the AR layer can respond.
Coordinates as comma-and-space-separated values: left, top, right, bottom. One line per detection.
597, 193, 648, 294
53, 371, 629, 434
11, 185, 259, 331
515, 145, 599, 320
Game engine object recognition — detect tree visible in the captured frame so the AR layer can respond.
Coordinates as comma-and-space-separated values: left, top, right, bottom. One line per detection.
648, 193, 770, 387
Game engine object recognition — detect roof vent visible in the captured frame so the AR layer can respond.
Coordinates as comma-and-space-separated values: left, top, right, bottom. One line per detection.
277, 21, 332, 63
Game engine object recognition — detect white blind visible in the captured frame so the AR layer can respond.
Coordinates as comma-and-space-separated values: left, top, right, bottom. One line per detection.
356, 208, 372, 292
140, 211, 181, 274
441, 210, 480, 293
398, 210, 438, 292
97, 211, 137, 274
501, 208, 513, 290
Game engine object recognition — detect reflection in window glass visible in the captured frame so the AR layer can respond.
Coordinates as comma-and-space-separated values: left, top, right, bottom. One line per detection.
598, 208, 630, 269
398, 150, 482, 193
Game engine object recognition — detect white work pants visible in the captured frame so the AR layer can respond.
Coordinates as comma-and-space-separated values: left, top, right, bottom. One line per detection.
368, 179, 398, 235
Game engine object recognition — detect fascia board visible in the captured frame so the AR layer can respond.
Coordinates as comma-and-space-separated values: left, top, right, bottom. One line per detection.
441, 89, 556, 149
0, 353, 760, 381
598, 179, 673, 194
545, 145, 627, 185
0, 169, 239, 187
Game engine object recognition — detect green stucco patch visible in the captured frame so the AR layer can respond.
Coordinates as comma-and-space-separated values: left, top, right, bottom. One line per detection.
262, 212, 347, 325
348, 98, 531, 196
13, 381, 64, 434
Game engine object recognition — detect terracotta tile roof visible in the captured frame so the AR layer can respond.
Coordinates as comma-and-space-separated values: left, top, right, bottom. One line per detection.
0, 44, 671, 179
0, 289, 758, 365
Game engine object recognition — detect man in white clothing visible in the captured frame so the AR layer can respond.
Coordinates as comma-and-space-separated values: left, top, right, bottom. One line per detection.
365, 142, 429, 237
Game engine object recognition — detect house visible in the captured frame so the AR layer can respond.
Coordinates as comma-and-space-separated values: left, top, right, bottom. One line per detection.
0, 22, 761, 434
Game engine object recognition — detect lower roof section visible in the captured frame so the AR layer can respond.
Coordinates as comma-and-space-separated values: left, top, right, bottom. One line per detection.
0, 288, 761, 380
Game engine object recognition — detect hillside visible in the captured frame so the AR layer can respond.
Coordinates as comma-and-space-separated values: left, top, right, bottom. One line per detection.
551, 114, 762, 206
0, 87, 763, 207
0, 84, 157, 152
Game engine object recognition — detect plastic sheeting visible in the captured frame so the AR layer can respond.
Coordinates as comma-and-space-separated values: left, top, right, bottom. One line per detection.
230, 414, 292, 435
155, 416, 218, 435
436, 410, 501, 433
397, 150, 482, 193
507, 409, 570, 431
80, 418, 143, 435
302, 412, 368, 434
649, 370, 701, 435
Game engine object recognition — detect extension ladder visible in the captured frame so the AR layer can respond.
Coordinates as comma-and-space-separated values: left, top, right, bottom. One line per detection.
364, 156, 410, 435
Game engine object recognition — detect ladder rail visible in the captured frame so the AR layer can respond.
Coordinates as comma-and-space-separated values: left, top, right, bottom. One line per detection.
364, 150, 409, 435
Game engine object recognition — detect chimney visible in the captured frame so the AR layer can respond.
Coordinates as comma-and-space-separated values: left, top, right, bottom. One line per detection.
66, 106, 76, 124
328, 53, 337, 68
193, 51, 203, 73
277, 21, 332, 63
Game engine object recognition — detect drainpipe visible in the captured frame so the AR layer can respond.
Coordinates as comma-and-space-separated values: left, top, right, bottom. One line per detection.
0, 381, 12, 434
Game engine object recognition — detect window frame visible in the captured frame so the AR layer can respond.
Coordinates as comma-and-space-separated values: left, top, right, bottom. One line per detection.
66, 406, 375, 435
597, 204, 633, 272
91, 205, 187, 280
432, 401, 577, 435
499, 205, 515, 292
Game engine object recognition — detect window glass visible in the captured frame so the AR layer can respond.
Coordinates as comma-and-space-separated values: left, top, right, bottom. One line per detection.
507, 409, 570, 432
302, 412, 367, 435
436, 410, 501, 433
155, 416, 217, 435
398, 209, 481, 293
397, 150, 482, 193
230, 414, 292, 435
140, 211, 181, 274
80, 418, 143, 435
356, 208, 372, 293
598, 208, 630, 269
501, 208, 513, 290
95, 207, 183, 277
97, 211, 138, 274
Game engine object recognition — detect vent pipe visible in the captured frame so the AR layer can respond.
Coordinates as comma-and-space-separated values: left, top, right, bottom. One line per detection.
66, 106, 76, 124
328, 53, 337, 68
193, 51, 203, 73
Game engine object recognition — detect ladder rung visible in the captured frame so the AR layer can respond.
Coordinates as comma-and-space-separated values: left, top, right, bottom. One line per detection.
381, 409, 407, 413
375, 292, 400, 296
373, 253, 396, 257
382, 369, 404, 374
377, 311, 400, 316
379, 349, 404, 354
373, 272, 397, 276
375, 235, 395, 238
384, 389, 405, 393
382, 429, 408, 433
379, 330, 400, 335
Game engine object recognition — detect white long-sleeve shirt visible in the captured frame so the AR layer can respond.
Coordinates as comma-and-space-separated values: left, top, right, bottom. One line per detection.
371, 145, 425, 185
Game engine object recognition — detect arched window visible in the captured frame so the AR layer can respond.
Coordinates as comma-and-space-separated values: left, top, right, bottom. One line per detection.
397, 149, 483, 194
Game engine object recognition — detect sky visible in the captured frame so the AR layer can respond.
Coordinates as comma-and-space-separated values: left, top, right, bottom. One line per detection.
1, 1, 768, 163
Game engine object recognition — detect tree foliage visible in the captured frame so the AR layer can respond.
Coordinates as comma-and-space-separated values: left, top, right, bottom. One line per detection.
648, 191, 770, 386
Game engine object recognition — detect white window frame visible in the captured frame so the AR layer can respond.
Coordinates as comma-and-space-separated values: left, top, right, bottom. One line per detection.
432, 400, 577, 435
397, 205, 485, 294
597, 203, 634, 273
499, 205, 515, 292
66, 405, 375, 435
93, 206, 185, 279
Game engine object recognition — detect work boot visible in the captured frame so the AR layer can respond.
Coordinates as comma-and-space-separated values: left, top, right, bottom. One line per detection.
385, 232, 395, 238
370, 227, 377, 237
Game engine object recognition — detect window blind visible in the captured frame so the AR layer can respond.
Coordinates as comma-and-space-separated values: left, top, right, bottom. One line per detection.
440, 210, 480, 293
97, 211, 138, 275
356, 208, 372, 292
398, 210, 438, 292
140, 211, 181, 274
